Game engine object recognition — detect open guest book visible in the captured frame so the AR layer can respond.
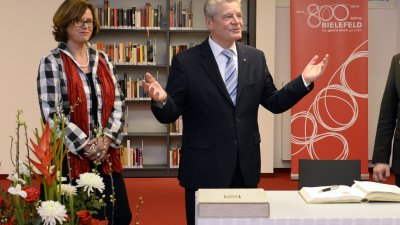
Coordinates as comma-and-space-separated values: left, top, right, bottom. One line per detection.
299, 181, 400, 203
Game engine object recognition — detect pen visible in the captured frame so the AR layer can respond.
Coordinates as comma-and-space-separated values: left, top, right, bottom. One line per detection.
319, 185, 339, 193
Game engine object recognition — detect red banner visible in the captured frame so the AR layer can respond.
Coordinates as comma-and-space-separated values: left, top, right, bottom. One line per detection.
290, 0, 368, 178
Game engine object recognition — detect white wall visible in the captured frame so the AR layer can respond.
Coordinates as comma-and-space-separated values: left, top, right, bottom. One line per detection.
257, 1, 275, 173
0, 1, 62, 173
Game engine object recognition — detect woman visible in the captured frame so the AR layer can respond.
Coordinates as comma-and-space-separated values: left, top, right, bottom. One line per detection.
37, 0, 132, 224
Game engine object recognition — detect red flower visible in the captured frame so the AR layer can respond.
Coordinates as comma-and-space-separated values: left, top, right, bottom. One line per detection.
29, 122, 62, 186
22, 186, 40, 203
90, 219, 101, 225
76, 210, 107, 225
76, 210, 92, 225
91, 218, 109, 225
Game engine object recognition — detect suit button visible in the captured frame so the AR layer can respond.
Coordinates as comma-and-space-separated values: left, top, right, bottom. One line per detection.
234, 140, 238, 145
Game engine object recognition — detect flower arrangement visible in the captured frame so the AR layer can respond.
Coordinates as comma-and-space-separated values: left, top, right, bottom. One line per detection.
0, 110, 110, 225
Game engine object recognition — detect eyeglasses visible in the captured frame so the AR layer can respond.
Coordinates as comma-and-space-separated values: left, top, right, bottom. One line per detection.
72, 20, 94, 27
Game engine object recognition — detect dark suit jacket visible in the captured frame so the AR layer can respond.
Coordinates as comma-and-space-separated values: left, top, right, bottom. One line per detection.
152, 40, 312, 189
373, 53, 400, 175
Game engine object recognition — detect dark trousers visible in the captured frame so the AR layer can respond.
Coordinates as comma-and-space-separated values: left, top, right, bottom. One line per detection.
396, 174, 400, 187
184, 159, 251, 225
96, 172, 132, 225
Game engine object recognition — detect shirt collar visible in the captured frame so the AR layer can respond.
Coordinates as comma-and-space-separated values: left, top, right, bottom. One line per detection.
208, 36, 237, 57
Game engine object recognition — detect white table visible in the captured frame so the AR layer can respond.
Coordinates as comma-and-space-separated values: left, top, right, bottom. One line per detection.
196, 191, 400, 225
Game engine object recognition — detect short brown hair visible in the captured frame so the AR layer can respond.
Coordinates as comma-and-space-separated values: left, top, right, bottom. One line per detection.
52, 0, 100, 42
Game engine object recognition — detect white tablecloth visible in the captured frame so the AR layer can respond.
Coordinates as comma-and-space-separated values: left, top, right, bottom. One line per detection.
196, 191, 400, 225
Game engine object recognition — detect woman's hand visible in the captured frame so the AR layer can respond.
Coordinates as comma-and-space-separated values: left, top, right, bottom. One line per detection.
83, 136, 111, 162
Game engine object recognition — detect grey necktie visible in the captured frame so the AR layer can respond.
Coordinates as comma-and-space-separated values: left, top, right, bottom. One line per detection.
221, 49, 237, 105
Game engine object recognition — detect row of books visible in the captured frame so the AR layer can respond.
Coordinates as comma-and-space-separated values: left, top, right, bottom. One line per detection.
169, 116, 183, 135
169, 1, 193, 29
96, 0, 194, 29
169, 44, 197, 64
94, 41, 155, 65
93, 42, 200, 66
169, 146, 181, 168
119, 141, 181, 169
121, 77, 148, 100
170, 44, 188, 59
120, 140, 144, 168
97, 1, 163, 29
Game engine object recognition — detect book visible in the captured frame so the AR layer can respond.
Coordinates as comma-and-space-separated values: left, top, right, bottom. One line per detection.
197, 188, 269, 218
299, 181, 400, 204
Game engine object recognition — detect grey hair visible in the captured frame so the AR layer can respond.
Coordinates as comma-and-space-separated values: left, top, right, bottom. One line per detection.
203, 0, 241, 20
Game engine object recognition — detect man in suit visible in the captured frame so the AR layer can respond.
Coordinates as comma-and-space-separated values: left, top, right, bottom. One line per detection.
373, 53, 400, 187
143, 0, 329, 224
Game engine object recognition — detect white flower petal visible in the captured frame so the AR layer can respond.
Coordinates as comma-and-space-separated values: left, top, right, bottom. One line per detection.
37, 200, 67, 225
76, 172, 105, 196
17, 161, 31, 176
7, 173, 17, 181
61, 184, 77, 197
56, 171, 67, 182
8, 184, 27, 198
7, 173, 26, 184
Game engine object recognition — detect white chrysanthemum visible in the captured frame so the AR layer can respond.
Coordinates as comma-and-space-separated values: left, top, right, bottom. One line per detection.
8, 184, 27, 198
61, 184, 77, 197
76, 172, 105, 196
37, 200, 67, 225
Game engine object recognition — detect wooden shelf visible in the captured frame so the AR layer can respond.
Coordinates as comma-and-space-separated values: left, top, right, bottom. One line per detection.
115, 64, 169, 68
125, 98, 152, 102
90, 0, 255, 178
123, 132, 167, 137
99, 27, 167, 32
122, 164, 175, 177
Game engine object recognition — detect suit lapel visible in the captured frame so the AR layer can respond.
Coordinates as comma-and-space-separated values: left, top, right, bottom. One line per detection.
199, 41, 233, 105
236, 43, 248, 103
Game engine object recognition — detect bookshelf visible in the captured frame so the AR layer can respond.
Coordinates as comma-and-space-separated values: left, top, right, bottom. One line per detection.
89, 0, 256, 177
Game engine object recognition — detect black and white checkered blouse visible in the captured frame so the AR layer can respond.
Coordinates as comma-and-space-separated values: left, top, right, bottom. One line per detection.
37, 42, 125, 155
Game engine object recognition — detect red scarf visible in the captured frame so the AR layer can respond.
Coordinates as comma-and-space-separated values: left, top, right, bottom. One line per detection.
61, 50, 123, 179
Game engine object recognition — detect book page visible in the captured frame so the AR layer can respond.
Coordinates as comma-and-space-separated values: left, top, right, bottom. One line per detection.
352, 181, 400, 202
299, 185, 366, 203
